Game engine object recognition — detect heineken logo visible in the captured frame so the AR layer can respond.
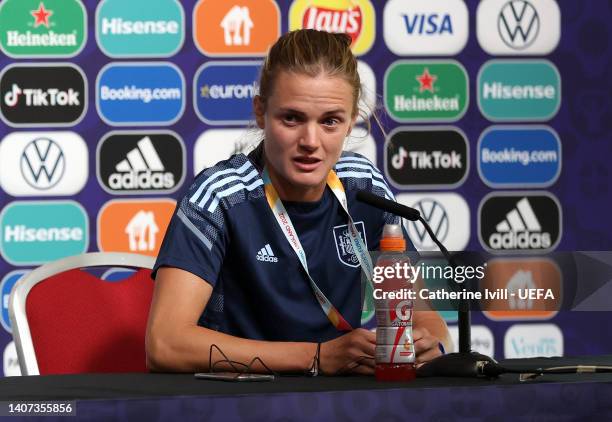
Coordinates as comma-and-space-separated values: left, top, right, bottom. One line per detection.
384, 60, 468, 122
416, 68, 436, 93
0, 0, 86, 57
31, 3, 52, 28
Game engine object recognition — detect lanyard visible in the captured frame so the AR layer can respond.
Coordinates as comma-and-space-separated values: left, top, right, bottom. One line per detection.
262, 167, 373, 332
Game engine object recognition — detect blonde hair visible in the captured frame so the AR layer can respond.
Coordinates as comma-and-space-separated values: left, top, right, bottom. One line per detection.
258, 29, 361, 118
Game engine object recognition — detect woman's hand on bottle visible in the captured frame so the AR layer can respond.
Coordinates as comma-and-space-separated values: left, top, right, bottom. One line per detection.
319, 328, 376, 375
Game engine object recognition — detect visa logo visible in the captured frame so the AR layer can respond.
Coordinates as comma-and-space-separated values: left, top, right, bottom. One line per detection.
401, 14, 453, 35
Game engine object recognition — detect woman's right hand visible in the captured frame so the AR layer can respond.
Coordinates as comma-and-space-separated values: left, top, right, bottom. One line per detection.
319, 328, 376, 375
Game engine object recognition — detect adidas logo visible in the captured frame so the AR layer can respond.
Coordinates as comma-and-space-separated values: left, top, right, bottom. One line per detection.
108, 136, 174, 190
489, 198, 551, 250
256, 244, 278, 263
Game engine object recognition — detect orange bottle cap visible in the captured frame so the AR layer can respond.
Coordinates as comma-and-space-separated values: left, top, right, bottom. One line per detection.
380, 236, 406, 251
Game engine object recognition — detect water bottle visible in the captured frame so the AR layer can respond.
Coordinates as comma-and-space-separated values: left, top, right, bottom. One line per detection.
374, 224, 416, 381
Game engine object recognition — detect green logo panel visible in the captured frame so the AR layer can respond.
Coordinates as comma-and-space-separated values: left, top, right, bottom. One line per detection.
96, 0, 185, 58
0, 201, 88, 265
478, 60, 561, 121
0, 0, 86, 57
384, 60, 468, 122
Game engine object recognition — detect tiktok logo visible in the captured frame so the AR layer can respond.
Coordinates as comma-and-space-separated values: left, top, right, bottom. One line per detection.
3, 84, 21, 107
0, 64, 87, 126
391, 146, 408, 169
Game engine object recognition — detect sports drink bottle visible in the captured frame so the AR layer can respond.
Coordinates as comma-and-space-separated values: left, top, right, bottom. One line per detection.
374, 224, 416, 381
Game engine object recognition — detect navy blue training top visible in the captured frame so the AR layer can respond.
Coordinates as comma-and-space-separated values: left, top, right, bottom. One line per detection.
153, 147, 399, 342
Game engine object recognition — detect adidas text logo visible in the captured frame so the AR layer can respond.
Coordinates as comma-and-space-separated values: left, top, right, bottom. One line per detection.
489, 198, 551, 250
108, 136, 174, 190
256, 244, 278, 263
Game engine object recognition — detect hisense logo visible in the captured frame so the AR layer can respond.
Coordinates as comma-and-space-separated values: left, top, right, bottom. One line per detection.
100, 18, 179, 35
481, 82, 556, 100
0, 201, 88, 264
477, 61, 561, 121
3, 225, 83, 242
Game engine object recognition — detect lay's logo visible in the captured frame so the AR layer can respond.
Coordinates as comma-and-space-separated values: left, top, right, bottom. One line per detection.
304, 6, 362, 43
289, 0, 375, 56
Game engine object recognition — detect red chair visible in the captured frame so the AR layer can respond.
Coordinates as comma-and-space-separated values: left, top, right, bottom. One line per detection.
9, 252, 155, 375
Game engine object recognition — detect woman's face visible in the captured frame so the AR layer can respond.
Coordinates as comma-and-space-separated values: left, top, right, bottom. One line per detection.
255, 71, 356, 202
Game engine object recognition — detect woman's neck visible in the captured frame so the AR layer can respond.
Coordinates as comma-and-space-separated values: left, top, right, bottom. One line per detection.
263, 155, 327, 202
266, 168, 327, 202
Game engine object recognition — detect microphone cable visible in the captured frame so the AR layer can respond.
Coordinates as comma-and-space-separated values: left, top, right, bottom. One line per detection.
478, 359, 612, 380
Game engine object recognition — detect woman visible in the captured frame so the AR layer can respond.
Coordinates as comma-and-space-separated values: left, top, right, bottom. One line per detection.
146, 29, 451, 375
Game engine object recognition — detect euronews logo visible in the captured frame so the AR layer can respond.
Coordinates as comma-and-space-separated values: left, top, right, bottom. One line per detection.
0, 201, 88, 265
194, 62, 261, 124
199, 82, 258, 100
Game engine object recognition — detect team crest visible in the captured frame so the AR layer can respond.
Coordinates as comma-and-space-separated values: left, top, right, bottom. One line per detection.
333, 221, 367, 268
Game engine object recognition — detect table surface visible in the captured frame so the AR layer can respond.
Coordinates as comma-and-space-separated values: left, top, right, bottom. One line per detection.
0, 355, 611, 401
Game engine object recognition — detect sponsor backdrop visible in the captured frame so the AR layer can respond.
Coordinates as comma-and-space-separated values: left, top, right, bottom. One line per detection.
0, 0, 611, 376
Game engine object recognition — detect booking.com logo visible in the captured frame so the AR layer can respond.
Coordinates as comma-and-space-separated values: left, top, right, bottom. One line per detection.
478, 126, 561, 188
96, 62, 185, 126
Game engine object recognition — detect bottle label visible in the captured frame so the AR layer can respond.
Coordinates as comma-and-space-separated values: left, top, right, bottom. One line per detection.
375, 300, 415, 364
375, 344, 415, 364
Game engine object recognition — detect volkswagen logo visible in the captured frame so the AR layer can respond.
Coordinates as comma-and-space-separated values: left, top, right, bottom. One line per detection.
498, 0, 540, 50
407, 198, 449, 250
20, 138, 65, 190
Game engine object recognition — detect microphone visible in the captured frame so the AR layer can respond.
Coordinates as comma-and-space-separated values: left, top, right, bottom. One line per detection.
356, 190, 453, 268
355, 191, 420, 221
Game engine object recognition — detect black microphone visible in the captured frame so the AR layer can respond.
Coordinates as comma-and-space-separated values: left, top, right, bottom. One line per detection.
355, 190, 420, 221
356, 190, 452, 267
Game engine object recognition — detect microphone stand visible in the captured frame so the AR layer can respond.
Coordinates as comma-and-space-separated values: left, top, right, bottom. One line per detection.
414, 216, 498, 378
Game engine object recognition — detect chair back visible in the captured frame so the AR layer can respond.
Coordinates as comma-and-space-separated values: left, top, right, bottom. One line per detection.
9, 252, 155, 375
